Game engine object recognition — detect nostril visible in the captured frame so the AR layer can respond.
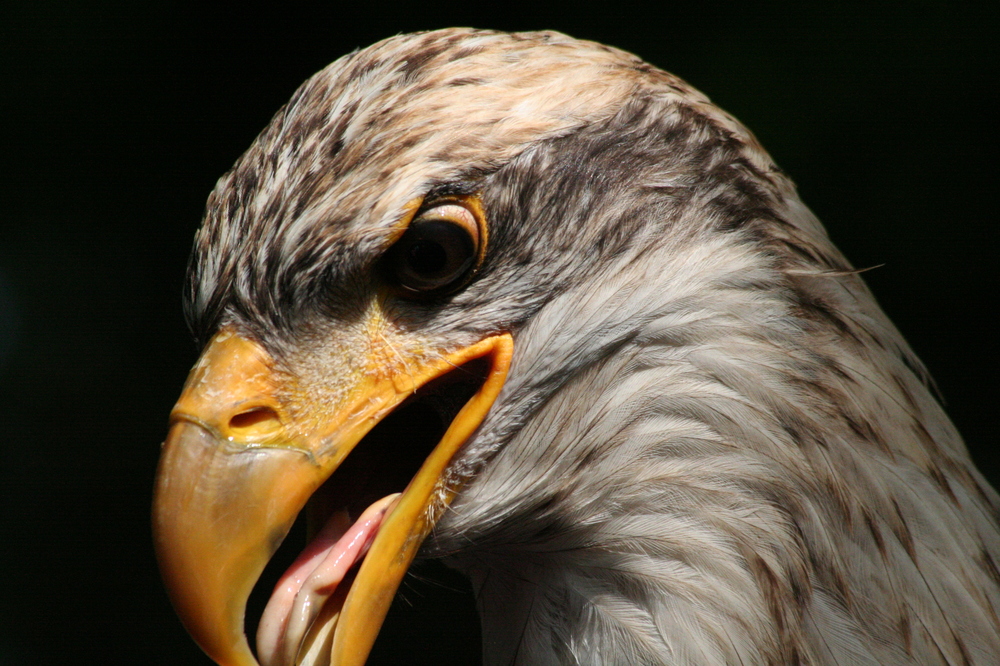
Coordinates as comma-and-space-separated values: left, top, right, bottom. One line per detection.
228, 406, 282, 437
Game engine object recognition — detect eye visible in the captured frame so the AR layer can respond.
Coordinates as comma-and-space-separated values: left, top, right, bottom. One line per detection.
386, 202, 482, 294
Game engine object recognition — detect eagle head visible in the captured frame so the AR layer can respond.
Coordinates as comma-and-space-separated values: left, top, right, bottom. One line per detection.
153, 29, 1000, 666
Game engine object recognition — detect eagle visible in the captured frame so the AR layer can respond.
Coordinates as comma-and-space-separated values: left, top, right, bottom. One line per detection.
152, 29, 1000, 666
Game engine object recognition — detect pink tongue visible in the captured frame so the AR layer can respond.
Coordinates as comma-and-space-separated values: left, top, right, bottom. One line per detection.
256, 494, 400, 666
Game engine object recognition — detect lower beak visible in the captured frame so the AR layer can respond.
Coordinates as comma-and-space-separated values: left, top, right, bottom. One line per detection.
153, 328, 512, 666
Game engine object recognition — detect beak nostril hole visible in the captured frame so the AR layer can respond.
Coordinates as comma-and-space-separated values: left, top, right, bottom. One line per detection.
228, 406, 282, 436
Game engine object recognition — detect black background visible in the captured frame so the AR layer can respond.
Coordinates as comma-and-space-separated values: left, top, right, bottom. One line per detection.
1, 1, 996, 664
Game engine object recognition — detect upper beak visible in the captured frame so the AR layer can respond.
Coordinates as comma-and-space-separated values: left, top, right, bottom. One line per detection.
153, 326, 512, 666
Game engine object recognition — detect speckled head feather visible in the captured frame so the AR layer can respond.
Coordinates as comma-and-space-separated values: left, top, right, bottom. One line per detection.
185, 28, 1000, 666
187, 28, 778, 344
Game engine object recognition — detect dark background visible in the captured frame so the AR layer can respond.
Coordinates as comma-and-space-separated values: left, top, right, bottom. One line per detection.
1, 1, 996, 663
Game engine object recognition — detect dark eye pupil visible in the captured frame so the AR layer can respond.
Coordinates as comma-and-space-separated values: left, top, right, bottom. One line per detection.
388, 219, 477, 293
406, 238, 449, 276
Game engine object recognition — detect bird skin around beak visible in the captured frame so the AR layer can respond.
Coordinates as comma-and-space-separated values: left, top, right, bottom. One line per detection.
153, 326, 513, 666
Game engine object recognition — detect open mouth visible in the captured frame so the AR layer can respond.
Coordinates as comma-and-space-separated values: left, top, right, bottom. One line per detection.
153, 329, 512, 666
255, 357, 492, 666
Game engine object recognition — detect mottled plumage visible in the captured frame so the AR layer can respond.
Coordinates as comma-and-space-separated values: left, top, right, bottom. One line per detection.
185, 29, 1000, 665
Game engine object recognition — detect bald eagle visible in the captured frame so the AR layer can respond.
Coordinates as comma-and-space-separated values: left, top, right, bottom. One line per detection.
153, 29, 1000, 666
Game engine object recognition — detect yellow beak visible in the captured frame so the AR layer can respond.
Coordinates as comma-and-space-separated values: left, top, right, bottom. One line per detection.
153, 326, 512, 666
